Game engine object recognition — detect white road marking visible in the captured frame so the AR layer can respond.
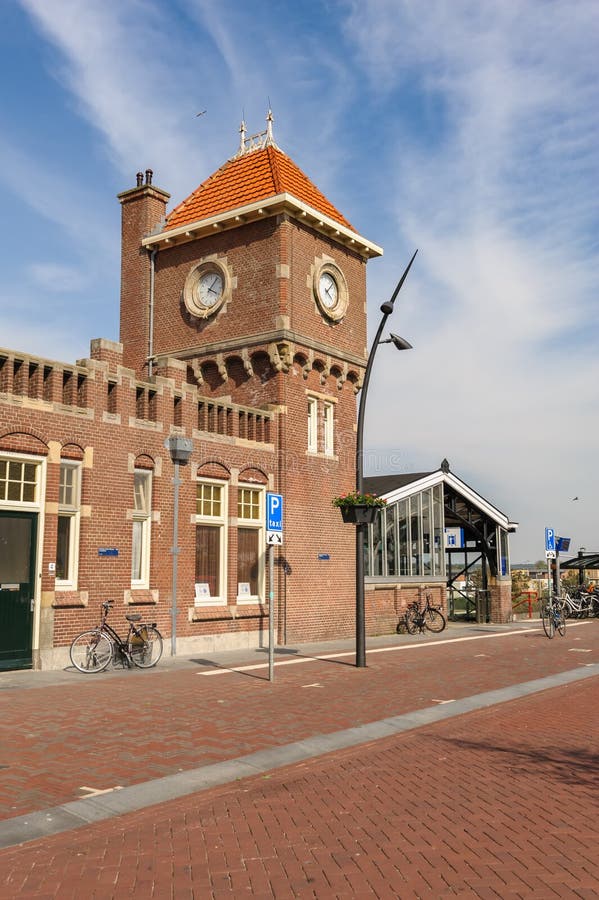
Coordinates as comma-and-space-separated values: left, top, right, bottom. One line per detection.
198, 622, 594, 677
78, 786, 123, 798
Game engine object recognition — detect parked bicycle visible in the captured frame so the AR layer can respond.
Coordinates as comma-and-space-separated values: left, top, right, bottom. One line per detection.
541, 595, 566, 639
70, 601, 163, 673
561, 588, 598, 619
399, 594, 447, 635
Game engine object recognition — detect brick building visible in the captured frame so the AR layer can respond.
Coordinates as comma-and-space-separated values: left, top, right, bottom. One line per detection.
0, 117, 515, 670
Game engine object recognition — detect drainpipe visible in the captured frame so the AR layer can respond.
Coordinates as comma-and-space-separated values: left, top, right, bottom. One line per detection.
148, 248, 157, 377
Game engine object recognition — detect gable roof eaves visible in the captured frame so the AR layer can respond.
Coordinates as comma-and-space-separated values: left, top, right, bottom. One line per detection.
368, 469, 512, 529
142, 192, 383, 257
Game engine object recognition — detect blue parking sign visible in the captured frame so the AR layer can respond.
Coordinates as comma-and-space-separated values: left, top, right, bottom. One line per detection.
545, 527, 555, 552
266, 493, 283, 532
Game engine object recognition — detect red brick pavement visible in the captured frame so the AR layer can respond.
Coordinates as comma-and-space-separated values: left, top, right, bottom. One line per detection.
1, 673, 597, 898
0, 622, 598, 821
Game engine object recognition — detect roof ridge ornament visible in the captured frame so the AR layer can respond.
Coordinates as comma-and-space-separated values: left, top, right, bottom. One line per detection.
234, 109, 278, 157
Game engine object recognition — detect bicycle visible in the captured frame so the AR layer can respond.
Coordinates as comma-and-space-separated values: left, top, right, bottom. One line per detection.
561, 588, 598, 619
541, 595, 566, 639
69, 601, 163, 673
400, 594, 447, 635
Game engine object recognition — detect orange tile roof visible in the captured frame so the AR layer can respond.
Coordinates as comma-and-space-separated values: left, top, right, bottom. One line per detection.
165, 145, 354, 232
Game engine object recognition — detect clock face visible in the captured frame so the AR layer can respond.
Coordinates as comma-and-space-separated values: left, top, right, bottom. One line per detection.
198, 271, 224, 307
319, 272, 338, 309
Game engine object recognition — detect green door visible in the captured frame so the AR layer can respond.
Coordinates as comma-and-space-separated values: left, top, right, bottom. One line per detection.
0, 512, 37, 670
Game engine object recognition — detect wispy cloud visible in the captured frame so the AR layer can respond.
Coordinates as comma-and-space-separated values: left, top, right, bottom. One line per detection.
343, 0, 599, 557
20, 0, 203, 197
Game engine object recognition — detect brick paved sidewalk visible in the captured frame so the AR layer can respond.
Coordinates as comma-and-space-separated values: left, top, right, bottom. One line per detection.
1, 673, 597, 898
0, 621, 598, 824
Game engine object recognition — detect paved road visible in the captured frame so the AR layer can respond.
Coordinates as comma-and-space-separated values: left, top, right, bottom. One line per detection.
1, 620, 598, 897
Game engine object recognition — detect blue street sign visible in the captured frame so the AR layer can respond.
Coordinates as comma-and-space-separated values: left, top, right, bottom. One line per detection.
545, 527, 555, 552
266, 493, 283, 532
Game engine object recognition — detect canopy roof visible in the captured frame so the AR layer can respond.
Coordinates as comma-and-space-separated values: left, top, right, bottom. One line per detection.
364, 461, 517, 532
560, 553, 599, 570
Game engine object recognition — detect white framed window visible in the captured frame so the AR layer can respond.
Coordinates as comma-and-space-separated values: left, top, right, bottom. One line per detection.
131, 469, 152, 587
307, 397, 318, 452
0, 459, 38, 504
56, 461, 81, 588
195, 479, 227, 605
237, 486, 264, 602
323, 402, 334, 456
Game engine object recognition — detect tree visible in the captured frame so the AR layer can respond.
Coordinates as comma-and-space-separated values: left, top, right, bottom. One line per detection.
511, 570, 530, 602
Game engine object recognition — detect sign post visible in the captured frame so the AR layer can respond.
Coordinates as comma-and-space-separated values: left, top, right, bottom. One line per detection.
545, 527, 556, 598
266, 493, 283, 682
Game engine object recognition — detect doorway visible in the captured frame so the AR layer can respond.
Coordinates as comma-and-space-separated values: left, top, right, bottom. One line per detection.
0, 511, 37, 669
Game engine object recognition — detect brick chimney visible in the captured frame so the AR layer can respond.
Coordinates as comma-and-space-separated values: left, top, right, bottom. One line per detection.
117, 171, 170, 376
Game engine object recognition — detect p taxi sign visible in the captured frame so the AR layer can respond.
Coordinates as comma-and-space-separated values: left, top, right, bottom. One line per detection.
545, 527, 556, 559
266, 492, 283, 545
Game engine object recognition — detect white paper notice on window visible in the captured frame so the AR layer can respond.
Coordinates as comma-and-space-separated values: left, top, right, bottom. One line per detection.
237, 582, 251, 597
195, 583, 211, 605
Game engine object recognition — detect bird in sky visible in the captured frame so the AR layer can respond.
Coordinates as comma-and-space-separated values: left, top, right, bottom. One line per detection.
572, 496, 579, 501
196, 110, 206, 117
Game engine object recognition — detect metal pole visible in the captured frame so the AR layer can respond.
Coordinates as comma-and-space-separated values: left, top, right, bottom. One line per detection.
171, 460, 181, 657
268, 544, 275, 682
355, 250, 418, 668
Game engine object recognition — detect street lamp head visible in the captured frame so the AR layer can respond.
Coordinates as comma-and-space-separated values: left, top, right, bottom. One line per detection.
379, 332, 413, 351
165, 435, 193, 465
389, 333, 413, 351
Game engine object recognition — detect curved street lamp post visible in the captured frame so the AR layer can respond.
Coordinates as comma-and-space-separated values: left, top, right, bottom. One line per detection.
355, 250, 418, 668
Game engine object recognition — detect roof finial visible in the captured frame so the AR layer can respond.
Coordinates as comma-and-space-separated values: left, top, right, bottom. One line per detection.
266, 108, 274, 144
233, 110, 279, 158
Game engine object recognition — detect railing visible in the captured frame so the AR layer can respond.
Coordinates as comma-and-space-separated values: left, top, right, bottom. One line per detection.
0, 350, 88, 409
512, 589, 538, 619
1, 348, 274, 445
197, 398, 272, 444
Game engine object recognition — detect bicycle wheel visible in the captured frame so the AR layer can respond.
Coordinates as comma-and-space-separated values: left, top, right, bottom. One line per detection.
424, 608, 446, 633
129, 626, 163, 668
541, 603, 555, 638
557, 604, 567, 637
70, 630, 113, 673
404, 609, 419, 635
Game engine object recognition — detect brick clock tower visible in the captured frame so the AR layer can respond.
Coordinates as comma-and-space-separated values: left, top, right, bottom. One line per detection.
118, 114, 382, 643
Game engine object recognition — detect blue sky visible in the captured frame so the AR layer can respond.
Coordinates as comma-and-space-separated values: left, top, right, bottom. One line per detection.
2, 0, 598, 562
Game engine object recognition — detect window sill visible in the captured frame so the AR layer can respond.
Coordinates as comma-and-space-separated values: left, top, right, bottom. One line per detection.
124, 588, 159, 604
52, 590, 88, 608
189, 604, 266, 623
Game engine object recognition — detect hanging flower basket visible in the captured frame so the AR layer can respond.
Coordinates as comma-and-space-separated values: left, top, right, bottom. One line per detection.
332, 491, 386, 525
339, 504, 381, 524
